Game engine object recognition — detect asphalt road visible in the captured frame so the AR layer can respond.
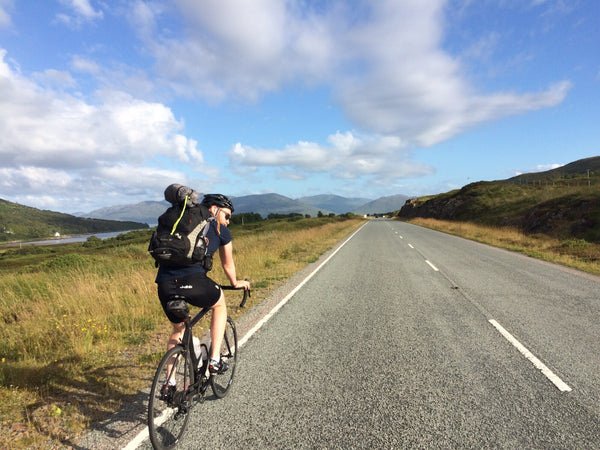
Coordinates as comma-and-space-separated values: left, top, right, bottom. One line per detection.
134, 219, 600, 449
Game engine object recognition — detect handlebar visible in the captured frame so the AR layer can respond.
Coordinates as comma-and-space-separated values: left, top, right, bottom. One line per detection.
220, 281, 251, 308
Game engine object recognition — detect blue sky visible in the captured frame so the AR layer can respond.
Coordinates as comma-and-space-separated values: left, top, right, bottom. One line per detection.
0, 0, 598, 213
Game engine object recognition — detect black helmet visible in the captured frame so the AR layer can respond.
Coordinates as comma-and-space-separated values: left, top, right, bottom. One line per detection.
201, 194, 234, 213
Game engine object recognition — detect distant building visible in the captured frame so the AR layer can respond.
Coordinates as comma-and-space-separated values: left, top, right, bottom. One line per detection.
54, 232, 60, 237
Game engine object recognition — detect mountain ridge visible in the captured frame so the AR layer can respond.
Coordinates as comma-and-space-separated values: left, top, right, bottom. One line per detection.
296, 194, 372, 214
83, 193, 409, 224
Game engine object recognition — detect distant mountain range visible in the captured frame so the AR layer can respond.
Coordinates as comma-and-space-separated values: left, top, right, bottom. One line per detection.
4, 156, 597, 242
81, 201, 170, 226
83, 193, 411, 225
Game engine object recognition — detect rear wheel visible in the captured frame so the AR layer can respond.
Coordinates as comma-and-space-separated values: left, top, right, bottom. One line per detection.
148, 345, 193, 449
210, 317, 238, 398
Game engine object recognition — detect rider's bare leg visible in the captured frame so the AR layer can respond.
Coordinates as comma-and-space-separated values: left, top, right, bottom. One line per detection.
210, 291, 227, 360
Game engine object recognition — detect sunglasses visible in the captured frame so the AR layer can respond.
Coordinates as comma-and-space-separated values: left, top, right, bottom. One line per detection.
223, 213, 231, 220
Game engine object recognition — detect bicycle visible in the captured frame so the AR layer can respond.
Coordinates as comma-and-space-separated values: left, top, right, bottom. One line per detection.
148, 285, 250, 450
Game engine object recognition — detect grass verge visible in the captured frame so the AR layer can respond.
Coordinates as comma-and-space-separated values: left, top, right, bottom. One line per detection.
404, 217, 600, 276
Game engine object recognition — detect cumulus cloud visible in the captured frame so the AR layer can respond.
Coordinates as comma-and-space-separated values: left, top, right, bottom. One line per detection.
136, 0, 339, 101
229, 131, 434, 183
332, 2, 571, 146
139, 0, 570, 158
0, 48, 213, 211
0, 52, 201, 168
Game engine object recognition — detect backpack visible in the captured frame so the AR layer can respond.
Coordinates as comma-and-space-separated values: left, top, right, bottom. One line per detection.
148, 195, 215, 269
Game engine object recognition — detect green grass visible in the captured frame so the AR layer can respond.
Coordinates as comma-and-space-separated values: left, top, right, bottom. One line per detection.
405, 217, 600, 275
400, 181, 600, 243
0, 216, 365, 448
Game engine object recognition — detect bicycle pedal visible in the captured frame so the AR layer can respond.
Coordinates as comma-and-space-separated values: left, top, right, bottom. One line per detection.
160, 384, 176, 402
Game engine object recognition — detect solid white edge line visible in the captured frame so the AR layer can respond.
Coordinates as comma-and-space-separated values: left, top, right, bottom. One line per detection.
425, 260, 439, 271
122, 424, 151, 450
123, 221, 367, 449
488, 319, 572, 392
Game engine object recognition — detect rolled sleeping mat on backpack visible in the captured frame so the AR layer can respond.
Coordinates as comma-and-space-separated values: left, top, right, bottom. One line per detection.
164, 183, 200, 207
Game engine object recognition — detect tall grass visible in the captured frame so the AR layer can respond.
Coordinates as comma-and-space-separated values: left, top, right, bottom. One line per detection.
0, 217, 364, 448
406, 217, 600, 275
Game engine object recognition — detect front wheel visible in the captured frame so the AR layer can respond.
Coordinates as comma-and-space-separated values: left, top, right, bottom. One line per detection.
210, 317, 238, 398
148, 345, 193, 449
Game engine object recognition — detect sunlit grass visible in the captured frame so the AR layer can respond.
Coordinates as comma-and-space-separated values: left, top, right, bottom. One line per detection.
405, 217, 600, 275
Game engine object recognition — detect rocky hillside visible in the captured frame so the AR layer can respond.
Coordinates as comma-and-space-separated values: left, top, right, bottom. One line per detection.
398, 156, 600, 243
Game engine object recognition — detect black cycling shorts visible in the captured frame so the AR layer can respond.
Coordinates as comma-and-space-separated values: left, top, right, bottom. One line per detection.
157, 272, 222, 323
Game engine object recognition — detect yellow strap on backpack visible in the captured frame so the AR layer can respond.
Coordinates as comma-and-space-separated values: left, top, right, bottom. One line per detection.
170, 195, 189, 235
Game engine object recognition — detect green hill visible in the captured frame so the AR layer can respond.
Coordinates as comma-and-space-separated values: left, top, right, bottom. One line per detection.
0, 198, 149, 242
504, 156, 600, 185
398, 156, 600, 243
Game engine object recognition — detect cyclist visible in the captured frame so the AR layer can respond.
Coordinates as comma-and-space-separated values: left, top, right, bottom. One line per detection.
155, 193, 250, 374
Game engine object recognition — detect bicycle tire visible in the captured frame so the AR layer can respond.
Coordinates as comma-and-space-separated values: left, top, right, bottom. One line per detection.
210, 317, 238, 398
148, 345, 194, 449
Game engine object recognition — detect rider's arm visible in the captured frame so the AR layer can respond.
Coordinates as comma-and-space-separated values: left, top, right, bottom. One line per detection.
219, 242, 250, 289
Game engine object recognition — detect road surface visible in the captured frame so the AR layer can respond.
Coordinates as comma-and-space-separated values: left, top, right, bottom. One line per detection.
132, 219, 600, 448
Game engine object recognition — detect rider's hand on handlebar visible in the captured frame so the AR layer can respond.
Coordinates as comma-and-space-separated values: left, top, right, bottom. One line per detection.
233, 279, 250, 290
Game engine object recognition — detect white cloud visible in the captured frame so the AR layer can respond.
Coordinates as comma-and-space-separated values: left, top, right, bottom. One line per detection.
0, 50, 203, 167
0, 164, 195, 212
139, 0, 570, 147
0, 48, 215, 212
56, 0, 103, 27
334, 2, 572, 146
229, 131, 434, 183
138, 0, 338, 101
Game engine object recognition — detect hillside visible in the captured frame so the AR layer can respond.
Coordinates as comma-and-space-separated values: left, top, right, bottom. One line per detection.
86, 200, 169, 225
0, 198, 149, 242
233, 193, 333, 217
504, 156, 600, 185
398, 156, 600, 243
354, 194, 410, 215
297, 194, 372, 214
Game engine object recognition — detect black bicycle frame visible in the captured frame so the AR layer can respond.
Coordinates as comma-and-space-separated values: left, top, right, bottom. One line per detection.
177, 285, 249, 382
